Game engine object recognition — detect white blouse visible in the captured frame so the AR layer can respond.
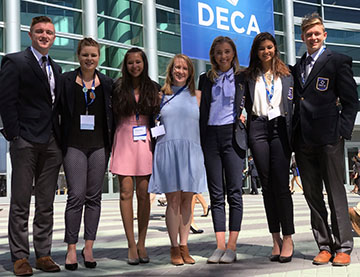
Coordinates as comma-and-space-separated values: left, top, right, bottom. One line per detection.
252, 75, 283, 117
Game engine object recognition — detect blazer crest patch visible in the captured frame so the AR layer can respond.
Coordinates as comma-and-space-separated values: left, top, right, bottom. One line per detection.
316, 77, 329, 92
287, 87, 293, 100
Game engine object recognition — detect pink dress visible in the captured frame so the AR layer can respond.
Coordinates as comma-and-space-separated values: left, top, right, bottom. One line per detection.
110, 113, 152, 176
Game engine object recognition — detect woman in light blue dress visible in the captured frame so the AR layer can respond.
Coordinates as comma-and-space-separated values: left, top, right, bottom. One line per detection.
148, 54, 207, 266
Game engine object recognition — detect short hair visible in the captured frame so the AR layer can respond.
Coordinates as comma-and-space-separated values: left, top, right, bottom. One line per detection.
301, 12, 325, 34
77, 37, 100, 55
208, 36, 241, 82
162, 54, 196, 96
30, 16, 53, 32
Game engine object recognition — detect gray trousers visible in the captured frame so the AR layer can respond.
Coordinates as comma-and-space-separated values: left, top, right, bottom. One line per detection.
295, 138, 353, 254
8, 136, 62, 262
63, 147, 109, 244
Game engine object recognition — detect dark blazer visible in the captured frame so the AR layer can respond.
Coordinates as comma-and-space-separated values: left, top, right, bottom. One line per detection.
292, 48, 358, 146
199, 71, 247, 151
60, 68, 114, 154
0, 47, 62, 143
245, 74, 294, 147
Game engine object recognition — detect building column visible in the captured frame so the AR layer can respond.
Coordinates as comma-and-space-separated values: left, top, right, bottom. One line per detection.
143, 0, 158, 82
195, 59, 206, 86
4, 0, 20, 53
82, 0, 98, 39
284, 0, 296, 66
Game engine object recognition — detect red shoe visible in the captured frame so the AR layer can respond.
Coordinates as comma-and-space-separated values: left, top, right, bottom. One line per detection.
313, 250, 332, 265
332, 252, 350, 266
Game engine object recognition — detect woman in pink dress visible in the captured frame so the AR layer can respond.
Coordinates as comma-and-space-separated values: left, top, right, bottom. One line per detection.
110, 48, 160, 265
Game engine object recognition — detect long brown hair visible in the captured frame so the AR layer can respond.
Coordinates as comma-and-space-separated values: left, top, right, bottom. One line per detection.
244, 32, 290, 80
207, 36, 241, 82
162, 54, 196, 96
112, 48, 159, 120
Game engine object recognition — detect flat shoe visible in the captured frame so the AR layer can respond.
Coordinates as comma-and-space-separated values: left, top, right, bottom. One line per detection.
219, 249, 237, 264
207, 249, 225, 264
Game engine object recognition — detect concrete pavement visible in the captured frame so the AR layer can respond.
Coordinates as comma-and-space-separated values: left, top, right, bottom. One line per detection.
0, 192, 359, 276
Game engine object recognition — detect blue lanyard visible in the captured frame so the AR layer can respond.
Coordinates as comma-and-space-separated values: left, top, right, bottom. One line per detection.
80, 70, 96, 113
156, 85, 187, 121
262, 74, 274, 103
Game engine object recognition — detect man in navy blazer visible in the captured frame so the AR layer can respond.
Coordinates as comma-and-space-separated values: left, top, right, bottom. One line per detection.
292, 13, 358, 267
0, 16, 62, 275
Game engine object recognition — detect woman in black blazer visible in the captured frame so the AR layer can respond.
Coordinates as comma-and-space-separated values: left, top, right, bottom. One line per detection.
199, 36, 246, 264
61, 38, 113, 270
244, 32, 294, 263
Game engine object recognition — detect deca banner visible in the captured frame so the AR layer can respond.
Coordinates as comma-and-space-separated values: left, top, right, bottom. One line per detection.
180, 0, 274, 66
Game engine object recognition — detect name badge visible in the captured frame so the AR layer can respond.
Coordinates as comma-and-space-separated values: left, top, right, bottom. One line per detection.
267, 106, 281, 121
133, 126, 147, 141
80, 115, 95, 130
151, 125, 166, 138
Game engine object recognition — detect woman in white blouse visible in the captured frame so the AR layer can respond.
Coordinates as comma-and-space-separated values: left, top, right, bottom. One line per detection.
244, 32, 295, 263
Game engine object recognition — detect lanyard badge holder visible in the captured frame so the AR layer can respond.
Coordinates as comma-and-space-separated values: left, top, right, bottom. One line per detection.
80, 71, 96, 130
132, 90, 147, 141
150, 85, 186, 138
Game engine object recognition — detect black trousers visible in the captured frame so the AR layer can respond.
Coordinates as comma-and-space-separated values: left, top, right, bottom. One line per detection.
8, 135, 62, 262
203, 124, 244, 232
250, 176, 258, 194
295, 136, 353, 254
249, 116, 294, 235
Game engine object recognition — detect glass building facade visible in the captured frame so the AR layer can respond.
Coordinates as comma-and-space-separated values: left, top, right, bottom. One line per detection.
0, 0, 359, 202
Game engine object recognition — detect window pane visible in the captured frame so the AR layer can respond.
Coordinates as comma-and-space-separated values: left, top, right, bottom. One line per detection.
97, 0, 142, 24
157, 32, 180, 54
294, 3, 321, 17
324, 0, 360, 9
156, 0, 179, 10
32, 0, 81, 9
158, 55, 171, 78
0, 28, 3, 53
326, 29, 360, 46
273, 0, 283, 13
99, 45, 127, 74
352, 63, 360, 78
21, 2, 82, 34
274, 14, 284, 32
324, 7, 360, 24
327, 44, 360, 62
275, 35, 285, 53
294, 0, 320, 3
0, 0, 3, 21
157, 9, 180, 33
98, 17, 143, 46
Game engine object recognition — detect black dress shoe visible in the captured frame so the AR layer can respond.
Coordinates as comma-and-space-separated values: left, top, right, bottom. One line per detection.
279, 242, 294, 263
65, 252, 78, 271
190, 225, 204, 234
269, 254, 280, 262
81, 249, 97, 268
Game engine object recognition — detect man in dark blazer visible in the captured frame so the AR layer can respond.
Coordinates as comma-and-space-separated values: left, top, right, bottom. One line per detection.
292, 13, 358, 267
0, 16, 62, 275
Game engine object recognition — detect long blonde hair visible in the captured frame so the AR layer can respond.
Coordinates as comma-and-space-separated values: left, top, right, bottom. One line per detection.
207, 36, 241, 82
162, 54, 196, 96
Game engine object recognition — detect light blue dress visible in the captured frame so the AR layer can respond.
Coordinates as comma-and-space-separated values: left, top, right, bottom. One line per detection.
148, 86, 207, 194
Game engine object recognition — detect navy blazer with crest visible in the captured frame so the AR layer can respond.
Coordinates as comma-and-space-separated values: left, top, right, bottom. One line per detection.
60, 68, 114, 154
292, 48, 358, 146
199, 71, 247, 152
245, 73, 294, 148
0, 47, 62, 143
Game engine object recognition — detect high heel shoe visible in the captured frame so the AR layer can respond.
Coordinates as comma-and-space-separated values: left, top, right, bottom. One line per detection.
190, 225, 204, 234
269, 239, 282, 262
65, 252, 78, 271
137, 249, 149, 264
279, 242, 294, 263
81, 248, 97, 268
201, 205, 211, 217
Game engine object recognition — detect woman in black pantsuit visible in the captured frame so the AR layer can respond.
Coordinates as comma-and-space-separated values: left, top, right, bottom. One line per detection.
244, 32, 294, 263
199, 36, 246, 264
